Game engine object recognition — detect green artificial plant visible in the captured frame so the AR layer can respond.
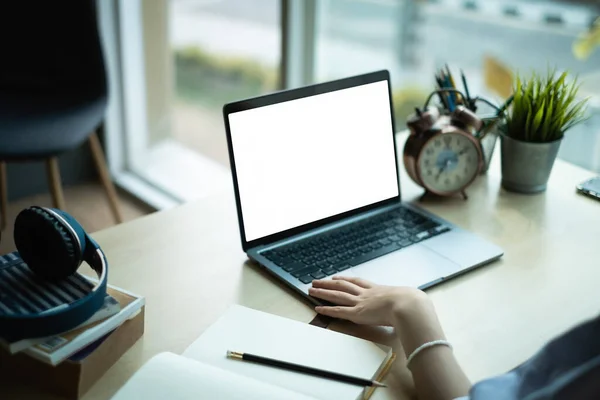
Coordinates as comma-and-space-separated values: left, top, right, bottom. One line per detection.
505, 69, 589, 143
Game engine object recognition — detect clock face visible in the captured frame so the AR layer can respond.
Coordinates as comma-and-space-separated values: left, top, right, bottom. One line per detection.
418, 132, 480, 194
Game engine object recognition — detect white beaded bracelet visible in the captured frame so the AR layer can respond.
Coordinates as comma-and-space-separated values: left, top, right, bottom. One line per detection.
406, 339, 453, 367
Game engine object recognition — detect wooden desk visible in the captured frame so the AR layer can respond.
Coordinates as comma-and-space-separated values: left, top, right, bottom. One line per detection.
4, 133, 600, 400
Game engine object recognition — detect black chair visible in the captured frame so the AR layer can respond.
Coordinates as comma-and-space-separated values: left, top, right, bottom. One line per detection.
0, 0, 122, 230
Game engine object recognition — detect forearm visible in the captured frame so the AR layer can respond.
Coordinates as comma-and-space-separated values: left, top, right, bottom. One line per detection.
392, 293, 471, 400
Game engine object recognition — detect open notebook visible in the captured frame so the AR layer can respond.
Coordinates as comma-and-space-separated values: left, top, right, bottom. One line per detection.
112, 305, 395, 400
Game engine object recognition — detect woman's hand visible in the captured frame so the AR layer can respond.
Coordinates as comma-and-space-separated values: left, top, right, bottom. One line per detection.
309, 276, 428, 326
311, 276, 472, 400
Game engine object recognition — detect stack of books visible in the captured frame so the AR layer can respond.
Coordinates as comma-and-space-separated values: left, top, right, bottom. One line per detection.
0, 283, 144, 366
0, 250, 145, 398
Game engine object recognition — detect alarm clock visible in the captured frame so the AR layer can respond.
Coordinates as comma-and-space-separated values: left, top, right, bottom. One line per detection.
403, 105, 484, 199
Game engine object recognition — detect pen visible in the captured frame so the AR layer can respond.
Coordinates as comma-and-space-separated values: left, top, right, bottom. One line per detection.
474, 95, 515, 139
438, 68, 455, 111
226, 350, 387, 388
445, 64, 458, 104
497, 94, 515, 116
446, 65, 456, 88
435, 75, 449, 109
460, 70, 472, 110
444, 77, 456, 111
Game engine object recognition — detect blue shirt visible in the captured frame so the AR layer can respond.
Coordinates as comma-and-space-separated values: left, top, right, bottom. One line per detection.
458, 313, 600, 399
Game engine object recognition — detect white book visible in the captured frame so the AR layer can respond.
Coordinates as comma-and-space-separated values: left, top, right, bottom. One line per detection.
113, 352, 316, 400
113, 305, 395, 400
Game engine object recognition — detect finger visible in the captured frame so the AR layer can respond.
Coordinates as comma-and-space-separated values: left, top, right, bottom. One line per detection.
314, 305, 354, 320
312, 278, 363, 295
309, 287, 357, 306
332, 275, 374, 289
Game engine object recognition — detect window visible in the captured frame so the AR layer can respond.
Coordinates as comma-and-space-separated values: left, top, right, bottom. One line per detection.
99, 0, 600, 209
101, 0, 281, 207
170, 0, 281, 167
315, 0, 600, 170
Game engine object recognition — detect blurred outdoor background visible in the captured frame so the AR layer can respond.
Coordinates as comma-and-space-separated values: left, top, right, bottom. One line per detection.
118, 0, 600, 203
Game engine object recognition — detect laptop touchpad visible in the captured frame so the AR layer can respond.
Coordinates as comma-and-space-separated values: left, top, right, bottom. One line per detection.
342, 244, 461, 288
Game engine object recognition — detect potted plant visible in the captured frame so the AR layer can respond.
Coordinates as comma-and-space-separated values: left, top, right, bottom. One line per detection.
500, 69, 589, 193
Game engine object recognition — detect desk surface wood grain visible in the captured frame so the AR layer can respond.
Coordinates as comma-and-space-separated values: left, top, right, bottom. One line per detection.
3, 132, 599, 400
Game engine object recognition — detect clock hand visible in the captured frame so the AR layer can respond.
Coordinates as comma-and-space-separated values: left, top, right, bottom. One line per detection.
435, 167, 445, 181
435, 159, 451, 181
458, 147, 470, 156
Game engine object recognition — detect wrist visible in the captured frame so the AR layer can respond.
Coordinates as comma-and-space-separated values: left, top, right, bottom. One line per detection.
390, 288, 430, 323
390, 290, 446, 355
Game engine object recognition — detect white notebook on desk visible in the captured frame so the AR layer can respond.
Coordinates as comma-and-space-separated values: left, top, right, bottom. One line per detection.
112, 305, 395, 400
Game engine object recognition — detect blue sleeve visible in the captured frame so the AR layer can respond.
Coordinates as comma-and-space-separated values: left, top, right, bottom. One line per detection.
467, 313, 600, 400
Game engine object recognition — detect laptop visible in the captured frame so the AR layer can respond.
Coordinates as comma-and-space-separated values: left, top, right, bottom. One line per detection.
223, 70, 503, 302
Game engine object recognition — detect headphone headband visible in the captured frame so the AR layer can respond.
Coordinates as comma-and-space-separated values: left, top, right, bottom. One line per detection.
0, 207, 109, 341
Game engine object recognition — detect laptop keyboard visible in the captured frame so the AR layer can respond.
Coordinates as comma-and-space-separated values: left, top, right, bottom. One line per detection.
261, 206, 450, 285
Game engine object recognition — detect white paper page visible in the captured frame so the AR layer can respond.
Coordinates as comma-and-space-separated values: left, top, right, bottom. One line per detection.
183, 305, 391, 400
111, 352, 316, 400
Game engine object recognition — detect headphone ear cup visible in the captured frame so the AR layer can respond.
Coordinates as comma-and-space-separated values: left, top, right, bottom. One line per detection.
14, 207, 81, 280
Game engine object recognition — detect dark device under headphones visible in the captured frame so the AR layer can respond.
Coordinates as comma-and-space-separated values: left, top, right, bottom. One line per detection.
0, 206, 108, 341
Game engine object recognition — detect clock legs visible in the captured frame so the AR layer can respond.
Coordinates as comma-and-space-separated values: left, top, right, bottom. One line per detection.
419, 189, 469, 201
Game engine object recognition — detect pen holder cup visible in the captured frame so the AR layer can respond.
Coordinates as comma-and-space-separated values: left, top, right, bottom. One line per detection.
477, 116, 505, 174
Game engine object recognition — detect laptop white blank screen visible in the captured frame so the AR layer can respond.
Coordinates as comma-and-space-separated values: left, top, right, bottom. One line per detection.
228, 80, 399, 242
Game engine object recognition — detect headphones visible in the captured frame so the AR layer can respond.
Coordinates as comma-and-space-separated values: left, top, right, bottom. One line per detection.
0, 206, 108, 341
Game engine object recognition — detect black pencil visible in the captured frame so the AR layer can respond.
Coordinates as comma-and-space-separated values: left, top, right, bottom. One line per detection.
226, 350, 387, 388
